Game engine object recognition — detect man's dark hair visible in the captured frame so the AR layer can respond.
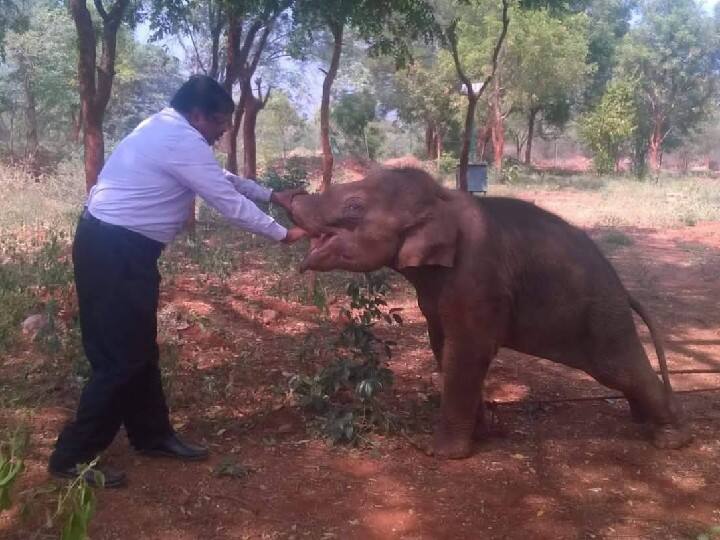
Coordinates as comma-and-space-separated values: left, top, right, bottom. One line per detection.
170, 75, 235, 116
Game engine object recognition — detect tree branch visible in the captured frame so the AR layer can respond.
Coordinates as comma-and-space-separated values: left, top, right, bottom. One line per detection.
479, 0, 510, 100
248, 19, 274, 75
446, 20, 472, 96
95, 0, 130, 112
261, 83, 272, 107
93, 0, 108, 21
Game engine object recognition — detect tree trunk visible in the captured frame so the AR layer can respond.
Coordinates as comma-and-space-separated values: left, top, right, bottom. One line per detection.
476, 123, 491, 163
69, 0, 129, 192
243, 102, 259, 178
447, 0, 509, 189
226, 90, 246, 174
225, 18, 270, 172
425, 121, 438, 160
208, 1, 224, 80
524, 107, 539, 166
21, 64, 39, 174
8, 111, 14, 156
320, 22, 343, 193
83, 114, 105, 192
222, 12, 242, 92
436, 132, 443, 171
457, 94, 479, 191
70, 104, 83, 143
490, 74, 504, 170
648, 115, 663, 172
242, 81, 271, 179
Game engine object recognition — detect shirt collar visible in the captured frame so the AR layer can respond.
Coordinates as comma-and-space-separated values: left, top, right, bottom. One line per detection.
162, 107, 209, 144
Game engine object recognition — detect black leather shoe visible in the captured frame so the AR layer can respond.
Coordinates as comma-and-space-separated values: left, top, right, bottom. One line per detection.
139, 434, 209, 461
49, 464, 127, 488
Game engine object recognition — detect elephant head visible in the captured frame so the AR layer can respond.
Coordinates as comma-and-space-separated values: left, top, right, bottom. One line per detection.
290, 168, 460, 273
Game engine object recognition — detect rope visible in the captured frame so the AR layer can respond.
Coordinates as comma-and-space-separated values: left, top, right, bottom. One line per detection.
487, 385, 720, 407
661, 368, 720, 375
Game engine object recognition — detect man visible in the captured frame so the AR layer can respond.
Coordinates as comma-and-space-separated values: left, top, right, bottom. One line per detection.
48, 75, 306, 488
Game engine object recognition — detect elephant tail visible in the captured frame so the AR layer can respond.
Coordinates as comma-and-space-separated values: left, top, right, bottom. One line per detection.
629, 296, 673, 395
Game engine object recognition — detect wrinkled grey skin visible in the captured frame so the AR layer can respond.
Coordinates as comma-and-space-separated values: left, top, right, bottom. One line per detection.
289, 167, 691, 459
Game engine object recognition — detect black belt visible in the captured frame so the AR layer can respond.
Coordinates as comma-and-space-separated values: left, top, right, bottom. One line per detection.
81, 208, 117, 228
79, 208, 164, 251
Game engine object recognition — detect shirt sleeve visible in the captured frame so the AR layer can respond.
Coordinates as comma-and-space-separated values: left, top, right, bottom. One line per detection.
167, 138, 287, 242
223, 171, 273, 203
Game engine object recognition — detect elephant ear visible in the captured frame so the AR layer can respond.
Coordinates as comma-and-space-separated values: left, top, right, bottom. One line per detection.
396, 202, 459, 269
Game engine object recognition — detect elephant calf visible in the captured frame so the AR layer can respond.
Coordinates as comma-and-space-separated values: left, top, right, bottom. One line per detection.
289, 167, 691, 459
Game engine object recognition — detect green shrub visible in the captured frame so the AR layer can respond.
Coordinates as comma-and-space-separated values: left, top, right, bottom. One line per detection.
0, 428, 27, 513
579, 80, 638, 174
289, 271, 402, 445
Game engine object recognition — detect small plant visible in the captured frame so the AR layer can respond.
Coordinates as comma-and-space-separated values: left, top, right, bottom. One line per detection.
599, 229, 633, 248
213, 458, 253, 480
698, 525, 720, 540
500, 163, 521, 185
55, 460, 102, 540
289, 271, 402, 445
0, 428, 28, 512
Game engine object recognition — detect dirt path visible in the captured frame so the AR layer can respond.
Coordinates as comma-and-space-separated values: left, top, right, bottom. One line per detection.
2, 193, 720, 539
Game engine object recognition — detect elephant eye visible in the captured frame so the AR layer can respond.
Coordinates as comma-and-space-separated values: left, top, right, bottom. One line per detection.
341, 197, 366, 221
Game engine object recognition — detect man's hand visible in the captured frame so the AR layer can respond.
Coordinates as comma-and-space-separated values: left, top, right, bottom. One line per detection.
282, 227, 307, 244
271, 188, 307, 213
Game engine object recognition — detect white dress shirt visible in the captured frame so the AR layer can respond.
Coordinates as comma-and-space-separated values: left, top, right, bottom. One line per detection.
86, 107, 287, 244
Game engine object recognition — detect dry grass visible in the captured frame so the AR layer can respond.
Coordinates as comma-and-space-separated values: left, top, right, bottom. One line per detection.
488, 171, 720, 229
0, 162, 85, 233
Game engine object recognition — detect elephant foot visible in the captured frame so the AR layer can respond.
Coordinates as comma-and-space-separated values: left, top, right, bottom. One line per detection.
473, 415, 488, 440
473, 403, 505, 440
628, 399, 650, 424
652, 424, 692, 450
433, 431, 473, 459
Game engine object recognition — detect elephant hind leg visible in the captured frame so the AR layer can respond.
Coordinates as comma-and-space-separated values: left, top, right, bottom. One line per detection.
584, 339, 691, 449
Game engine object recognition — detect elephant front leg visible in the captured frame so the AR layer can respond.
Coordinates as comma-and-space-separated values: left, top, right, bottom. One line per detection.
427, 315, 445, 372
434, 339, 495, 459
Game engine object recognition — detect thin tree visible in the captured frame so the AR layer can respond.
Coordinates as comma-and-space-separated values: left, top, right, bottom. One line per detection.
69, 0, 130, 191
242, 78, 271, 177
446, 0, 509, 190
292, 0, 436, 191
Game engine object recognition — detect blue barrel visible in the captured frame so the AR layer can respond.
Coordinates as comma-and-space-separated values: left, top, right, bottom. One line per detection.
456, 163, 488, 194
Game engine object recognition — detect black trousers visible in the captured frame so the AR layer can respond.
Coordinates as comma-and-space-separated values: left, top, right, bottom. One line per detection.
49, 212, 173, 470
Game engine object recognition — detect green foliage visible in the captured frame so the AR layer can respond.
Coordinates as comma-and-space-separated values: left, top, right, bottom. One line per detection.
331, 89, 383, 158
698, 526, 720, 540
382, 45, 462, 154
0, 427, 27, 512
262, 157, 310, 192
0, 1, 182, 164
437, 153, 458, 175
616, 0, 720, 160
261, 156, 311, 226
579, 80, 637, 173
289, 271, 402, 445
55, 460, 102, 540
105, 31, 184, 145
506, 7, 594, 130
0, 1, 76, 161
256, 92, 311, 163
583, 0, 636, 107
0, 229, 74, 352
290, 0, 436, 68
